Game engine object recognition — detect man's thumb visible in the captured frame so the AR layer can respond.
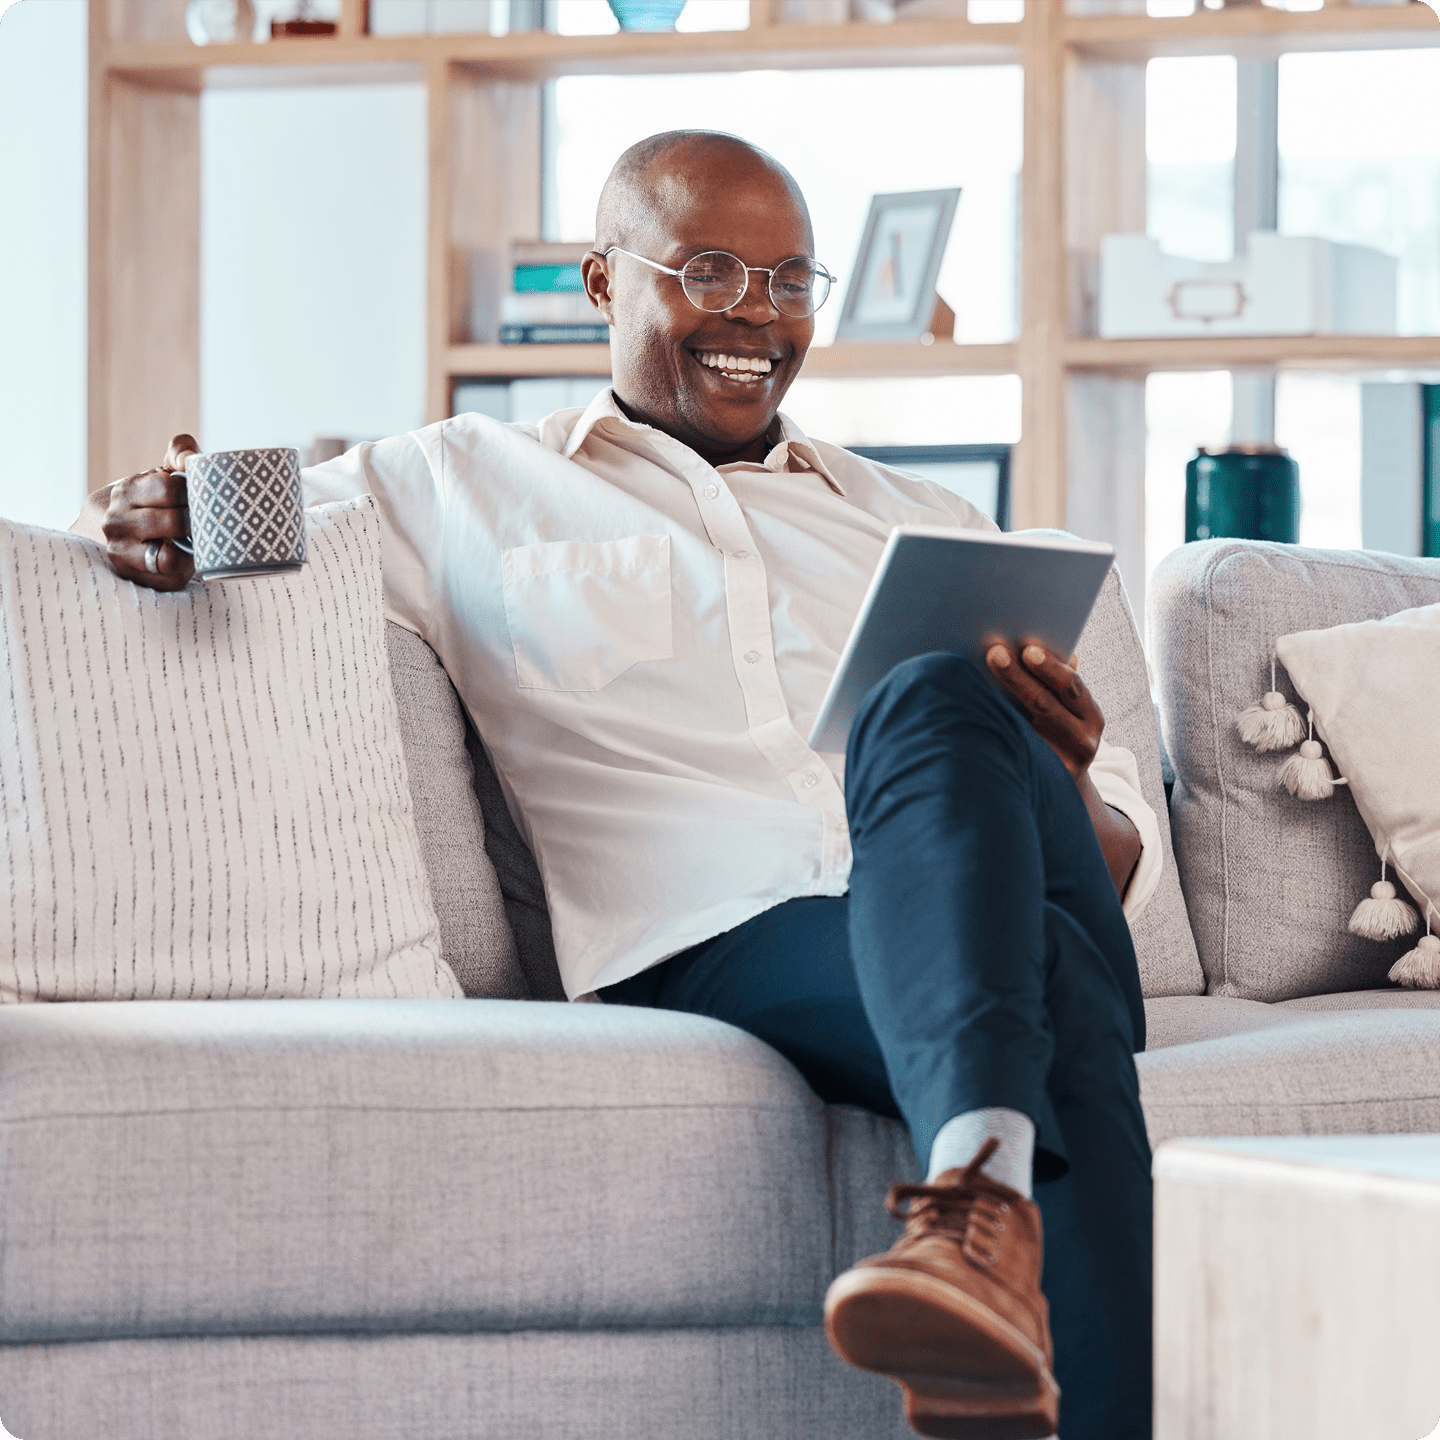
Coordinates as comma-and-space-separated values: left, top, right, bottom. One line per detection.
163, 433, 200, 472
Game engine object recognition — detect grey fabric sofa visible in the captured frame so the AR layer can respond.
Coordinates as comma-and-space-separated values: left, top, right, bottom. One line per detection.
3, 539, 1439, 1440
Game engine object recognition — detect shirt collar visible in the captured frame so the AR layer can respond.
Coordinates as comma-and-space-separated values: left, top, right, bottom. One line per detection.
760, 413, 845, 496
558, 388, 845, 497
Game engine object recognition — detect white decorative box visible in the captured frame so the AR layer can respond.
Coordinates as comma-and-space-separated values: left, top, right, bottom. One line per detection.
1098, 232, 1398, 339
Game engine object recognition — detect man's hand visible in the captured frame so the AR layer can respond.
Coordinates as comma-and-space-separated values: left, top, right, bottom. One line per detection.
985, 641, 1141, 898
984, 642, 1099, 780
73, 434, 200, 592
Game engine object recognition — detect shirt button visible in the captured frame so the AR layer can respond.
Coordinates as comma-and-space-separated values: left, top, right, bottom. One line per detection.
732, 550, 750, 561
704, 484, 720, 499
743, 650, 761, 665
802, 771, 818, 789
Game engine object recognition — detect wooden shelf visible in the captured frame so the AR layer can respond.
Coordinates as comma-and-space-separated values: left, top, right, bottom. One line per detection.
1066, 3, 1439, 63
88, 0, 1440, 556
108, 18, 1020, 91
447, 340, 1020, 381
1065, 333, 1440, 374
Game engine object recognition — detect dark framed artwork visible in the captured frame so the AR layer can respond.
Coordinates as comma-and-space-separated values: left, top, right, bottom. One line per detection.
847, 443, 1011, 531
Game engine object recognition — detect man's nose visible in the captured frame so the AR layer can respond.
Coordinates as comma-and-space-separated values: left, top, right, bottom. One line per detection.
730, 268, 778, 322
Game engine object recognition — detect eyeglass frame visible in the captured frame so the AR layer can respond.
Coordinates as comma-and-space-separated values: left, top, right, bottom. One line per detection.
601, 246, 838, 317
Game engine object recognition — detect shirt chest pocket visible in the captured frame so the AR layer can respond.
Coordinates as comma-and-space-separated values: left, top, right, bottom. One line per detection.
501, 535, 674, 692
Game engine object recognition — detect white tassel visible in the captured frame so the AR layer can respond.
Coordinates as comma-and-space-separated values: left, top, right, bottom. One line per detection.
1390, 935, 1440, 990
1236, 658, 1306, 751
1277, 711, 1348, 801
1349, 856, 1420, 941
1278, 740, 1335, 799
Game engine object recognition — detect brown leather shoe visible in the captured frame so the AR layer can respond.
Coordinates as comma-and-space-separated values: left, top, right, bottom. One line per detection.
823, 1138, 1058, 1440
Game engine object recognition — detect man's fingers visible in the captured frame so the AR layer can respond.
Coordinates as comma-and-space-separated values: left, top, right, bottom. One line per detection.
987, 644, 1058, 717
104, 506, 191, 543
112, 468, 189, 510
1019, 643, 1091, 719
104, 539, 194, 592
986, 640, 1102, 779
163, 434, 200, 472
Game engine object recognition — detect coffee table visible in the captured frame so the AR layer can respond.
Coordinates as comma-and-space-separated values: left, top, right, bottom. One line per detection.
1154, 1134, 1440, 1440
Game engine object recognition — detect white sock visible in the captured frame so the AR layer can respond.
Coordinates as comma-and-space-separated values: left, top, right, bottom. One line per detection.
926, 1107, 1036, 1198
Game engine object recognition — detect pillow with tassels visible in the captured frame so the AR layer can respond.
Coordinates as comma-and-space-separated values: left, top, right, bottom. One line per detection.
1233, 604, 1440, 988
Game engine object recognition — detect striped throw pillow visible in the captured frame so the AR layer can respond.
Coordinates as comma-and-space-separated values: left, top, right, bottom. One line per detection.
0, 497, 461, 1001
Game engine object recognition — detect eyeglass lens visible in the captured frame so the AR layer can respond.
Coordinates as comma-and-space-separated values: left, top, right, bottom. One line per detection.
678, 252, 831, 317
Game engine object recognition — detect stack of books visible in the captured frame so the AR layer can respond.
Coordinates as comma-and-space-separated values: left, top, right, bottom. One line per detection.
497, 242, 609, 346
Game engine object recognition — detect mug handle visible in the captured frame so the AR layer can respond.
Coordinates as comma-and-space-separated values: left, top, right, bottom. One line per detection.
168, 466, 194, 555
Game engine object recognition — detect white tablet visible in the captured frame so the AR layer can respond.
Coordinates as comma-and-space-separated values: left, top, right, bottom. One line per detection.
807, 527, 1115, 754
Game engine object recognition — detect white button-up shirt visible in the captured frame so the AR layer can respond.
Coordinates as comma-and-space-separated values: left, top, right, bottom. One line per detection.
305, 390, 1160, 999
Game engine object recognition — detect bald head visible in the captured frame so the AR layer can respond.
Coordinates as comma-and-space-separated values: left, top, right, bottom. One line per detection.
595, 131, 812, 256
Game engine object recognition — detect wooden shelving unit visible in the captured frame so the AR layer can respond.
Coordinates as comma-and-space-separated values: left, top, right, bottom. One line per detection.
89, 0, 1440, 550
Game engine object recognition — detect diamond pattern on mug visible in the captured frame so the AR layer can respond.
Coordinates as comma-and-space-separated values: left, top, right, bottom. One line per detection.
190, 450, 307, 573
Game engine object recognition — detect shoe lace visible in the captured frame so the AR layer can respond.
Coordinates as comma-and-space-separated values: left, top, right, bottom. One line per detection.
883, 1137, 1013, 1268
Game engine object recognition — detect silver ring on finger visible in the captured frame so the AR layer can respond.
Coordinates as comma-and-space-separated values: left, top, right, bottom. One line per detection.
144, 540, 162, 575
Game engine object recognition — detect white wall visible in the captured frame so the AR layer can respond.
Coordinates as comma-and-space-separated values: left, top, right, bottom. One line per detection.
200, 83, 428, 452
0, 0, 87, 531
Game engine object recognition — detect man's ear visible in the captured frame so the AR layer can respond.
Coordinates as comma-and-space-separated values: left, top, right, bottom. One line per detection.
582, 251, 616, 324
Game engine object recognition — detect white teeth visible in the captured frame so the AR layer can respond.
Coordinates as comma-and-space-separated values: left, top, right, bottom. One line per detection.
696, 351, 772, 376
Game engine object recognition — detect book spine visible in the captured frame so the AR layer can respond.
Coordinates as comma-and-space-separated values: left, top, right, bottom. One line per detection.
513, 264, 585, 294
500, 292, 598, 325
499, 324, 610, 345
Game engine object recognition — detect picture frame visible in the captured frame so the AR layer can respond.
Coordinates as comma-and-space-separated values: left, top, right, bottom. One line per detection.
835, 188, 961, 343
847, 443, 1011, 531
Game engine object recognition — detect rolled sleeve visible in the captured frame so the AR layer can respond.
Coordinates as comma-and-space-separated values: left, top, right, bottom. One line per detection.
1089, 739, 1162, 923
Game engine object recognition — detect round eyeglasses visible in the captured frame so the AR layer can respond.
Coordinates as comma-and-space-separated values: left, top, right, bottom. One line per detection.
604, 247, 836, 318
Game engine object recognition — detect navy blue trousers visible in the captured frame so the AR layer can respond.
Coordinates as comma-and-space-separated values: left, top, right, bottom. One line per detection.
603, 654, 1153, 1440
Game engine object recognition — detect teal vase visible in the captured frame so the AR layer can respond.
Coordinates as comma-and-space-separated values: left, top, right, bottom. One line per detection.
1186, 445, 1300, 545
606, 0, 687, 28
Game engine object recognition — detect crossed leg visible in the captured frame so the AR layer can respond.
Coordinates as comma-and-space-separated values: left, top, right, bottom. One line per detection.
603, 654, 1153, 1440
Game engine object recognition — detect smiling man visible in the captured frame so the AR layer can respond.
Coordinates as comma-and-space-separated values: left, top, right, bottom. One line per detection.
84, 131, 1158, 1440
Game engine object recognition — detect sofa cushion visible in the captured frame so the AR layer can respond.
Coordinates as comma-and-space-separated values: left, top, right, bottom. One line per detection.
1148, 541, 1440, 1001
387, 623, 527, 999
1145, 990, 1440, 1052
463, 715, 566, 1001
0, 500, 459, 1002
1142, 995, 1315, 1051
0, 1328, 916, 1440
1135, 1010, 1440, 1147
0, 1000, 911, 1342
1277, 988, 1440, 1013
1275, 603, 1440, 928
1076, 564, 1204, 996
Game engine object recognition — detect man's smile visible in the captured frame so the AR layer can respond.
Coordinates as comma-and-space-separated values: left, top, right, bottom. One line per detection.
689, 348, 781, 385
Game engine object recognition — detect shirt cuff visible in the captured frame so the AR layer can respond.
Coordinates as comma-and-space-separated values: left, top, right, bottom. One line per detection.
1088, 742, 1163, 923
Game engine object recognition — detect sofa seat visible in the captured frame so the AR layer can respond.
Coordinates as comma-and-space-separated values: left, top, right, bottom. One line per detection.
0, 1000, 915, 1345
6, 991, 1435, 1347
1139, 995, 1440, 1148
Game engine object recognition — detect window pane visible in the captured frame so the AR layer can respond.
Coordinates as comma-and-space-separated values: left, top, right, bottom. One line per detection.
1146, 56, 1235, 263
549, 66, 1022, 345
1144, 370, 1231, 591
1275, 373, 1363, 552
1279, 50, 1440, 336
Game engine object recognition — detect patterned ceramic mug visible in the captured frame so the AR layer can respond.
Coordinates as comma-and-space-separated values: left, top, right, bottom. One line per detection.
177, 447, 307, 581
